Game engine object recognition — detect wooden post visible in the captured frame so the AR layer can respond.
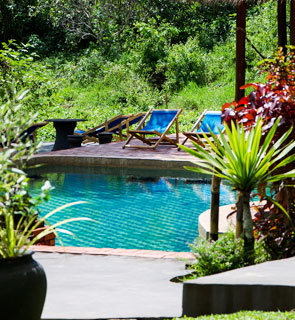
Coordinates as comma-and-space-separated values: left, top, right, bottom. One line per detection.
278, 0, 287, 53
291, 0, 295, 46
235, 0, 246, 102
210, 174, 221, 241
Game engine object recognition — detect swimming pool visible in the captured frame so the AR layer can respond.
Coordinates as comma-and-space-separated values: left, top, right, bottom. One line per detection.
27, 166, 236, 252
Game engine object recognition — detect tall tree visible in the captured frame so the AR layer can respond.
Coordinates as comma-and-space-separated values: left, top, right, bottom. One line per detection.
290, 0, 295, 46
278, 0, 287, 53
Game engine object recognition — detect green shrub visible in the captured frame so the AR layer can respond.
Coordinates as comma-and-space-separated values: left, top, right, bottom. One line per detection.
187, 231, 270, 278
164, 38, 206, 92
204, 40, 236, 85
48, 49, 105, 87
0, 41, 60, 111
124, 20, 178, 88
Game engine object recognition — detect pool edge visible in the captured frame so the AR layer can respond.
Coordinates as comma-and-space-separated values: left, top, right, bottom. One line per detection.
30, 245, 194, 260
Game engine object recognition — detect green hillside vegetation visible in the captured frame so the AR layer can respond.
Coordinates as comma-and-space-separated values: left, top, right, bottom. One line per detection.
0, 1, 281, 140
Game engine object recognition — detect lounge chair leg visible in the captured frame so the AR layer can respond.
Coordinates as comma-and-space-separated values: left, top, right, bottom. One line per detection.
122, 133, 133, 149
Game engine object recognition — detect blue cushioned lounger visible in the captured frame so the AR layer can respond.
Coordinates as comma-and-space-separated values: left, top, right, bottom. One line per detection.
122, 108, 182, 150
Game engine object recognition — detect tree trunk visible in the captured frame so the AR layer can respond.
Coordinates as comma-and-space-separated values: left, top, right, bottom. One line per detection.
235, 0, 246, 102
278, 0, 287, 54
210, 174, 221, 241
236, 191, 243, 238
240, 191, 254, 265
291, 0, 295, 46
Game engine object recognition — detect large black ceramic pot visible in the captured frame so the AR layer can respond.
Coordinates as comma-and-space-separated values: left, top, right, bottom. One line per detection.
0, 252, 47, 320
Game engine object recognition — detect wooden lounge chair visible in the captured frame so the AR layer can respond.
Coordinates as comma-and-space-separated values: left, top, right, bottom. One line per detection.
180, 110, 224, 149
0, 121, 48, 150
122, 108, 182, 150
19, 122, 49, 142
76, 113, 145, 144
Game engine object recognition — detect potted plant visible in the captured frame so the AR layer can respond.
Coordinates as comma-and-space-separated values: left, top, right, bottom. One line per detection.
0, 165, 89, 320
0, 94, 90, 319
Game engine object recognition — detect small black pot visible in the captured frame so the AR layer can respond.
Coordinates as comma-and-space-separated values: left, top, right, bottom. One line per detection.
68, 134, 83, 148
0, 252, 47, 320
98, 132, 113, 144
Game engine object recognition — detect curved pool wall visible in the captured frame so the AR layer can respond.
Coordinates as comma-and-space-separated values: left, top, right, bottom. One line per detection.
27, 166, 236, 252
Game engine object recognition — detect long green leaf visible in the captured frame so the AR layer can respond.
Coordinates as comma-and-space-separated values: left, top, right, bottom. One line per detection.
265, 195, 292, 222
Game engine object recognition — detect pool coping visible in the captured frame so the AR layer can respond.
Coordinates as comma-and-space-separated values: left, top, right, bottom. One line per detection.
29, 154, 198, 170
28, 139, 200, 170
30, 245, 194, 260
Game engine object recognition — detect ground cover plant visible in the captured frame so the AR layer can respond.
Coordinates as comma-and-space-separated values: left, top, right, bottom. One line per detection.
186, 231, 270, 278
175, 311, 295, 320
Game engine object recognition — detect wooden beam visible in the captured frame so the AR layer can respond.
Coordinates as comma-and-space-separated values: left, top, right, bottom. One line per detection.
291, 0, 295, 46
235, 0, 246, 102
278, 0, 287, 53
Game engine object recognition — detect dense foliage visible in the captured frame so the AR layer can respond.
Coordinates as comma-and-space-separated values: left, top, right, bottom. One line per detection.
222, 48, 295, 260
180, 117, 295, 264
0, 0, 280, 140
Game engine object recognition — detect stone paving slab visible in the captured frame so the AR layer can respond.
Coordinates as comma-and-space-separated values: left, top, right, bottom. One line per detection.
36, 252, 185, 320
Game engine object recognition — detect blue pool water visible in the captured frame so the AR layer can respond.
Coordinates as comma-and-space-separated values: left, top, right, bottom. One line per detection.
28, 166, 236, 252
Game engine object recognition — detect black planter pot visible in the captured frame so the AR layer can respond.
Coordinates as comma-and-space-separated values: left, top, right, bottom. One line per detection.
0, 252, 47, 320
67, 134, 83, 148
98, 132, 113, 144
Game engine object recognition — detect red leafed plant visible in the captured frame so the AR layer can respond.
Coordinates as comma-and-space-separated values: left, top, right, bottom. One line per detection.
222, 47, 295, 259
222, 47, 295, 134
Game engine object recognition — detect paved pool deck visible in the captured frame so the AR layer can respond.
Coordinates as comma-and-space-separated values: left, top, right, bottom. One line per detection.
29, 139, 198, 169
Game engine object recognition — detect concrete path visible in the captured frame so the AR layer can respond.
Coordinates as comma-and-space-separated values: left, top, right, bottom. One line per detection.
36, 252, 185, 320
36, 251, 295, 320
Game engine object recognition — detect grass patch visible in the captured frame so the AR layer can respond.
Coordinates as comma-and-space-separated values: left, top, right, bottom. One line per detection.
176, 311, 295, 319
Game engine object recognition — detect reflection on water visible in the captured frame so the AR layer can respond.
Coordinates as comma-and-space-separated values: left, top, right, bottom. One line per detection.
28, 166, 235, 252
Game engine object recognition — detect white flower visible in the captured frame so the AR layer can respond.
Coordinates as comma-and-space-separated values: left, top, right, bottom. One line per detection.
41, 180, 53, 192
